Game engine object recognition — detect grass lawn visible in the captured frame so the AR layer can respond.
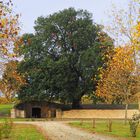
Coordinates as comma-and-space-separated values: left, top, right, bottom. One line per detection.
0, 104, 14, 116
69, 120, 140, 140
0, 118, 49, 122
2, 124, 46, 140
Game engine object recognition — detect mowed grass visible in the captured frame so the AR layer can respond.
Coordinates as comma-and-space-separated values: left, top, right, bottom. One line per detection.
69, 120, 140, 140
0, 104, 13, 116
4, 124, 46, 140
0, 118, 50, 122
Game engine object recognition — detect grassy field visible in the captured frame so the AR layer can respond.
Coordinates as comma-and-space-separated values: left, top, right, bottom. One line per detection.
0, 104, 14, 117
1, 124, 46, 140
69, 120, 140, 140
0, 118, 51, 122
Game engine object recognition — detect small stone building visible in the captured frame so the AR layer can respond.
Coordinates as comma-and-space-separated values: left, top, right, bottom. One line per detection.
11, 102, 139, 119
11, 101, 66, 118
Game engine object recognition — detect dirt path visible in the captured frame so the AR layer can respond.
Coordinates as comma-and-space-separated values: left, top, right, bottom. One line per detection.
16, 121, 119, 140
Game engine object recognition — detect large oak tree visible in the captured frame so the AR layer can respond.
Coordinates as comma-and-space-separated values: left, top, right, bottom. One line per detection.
18, 8, 114, 108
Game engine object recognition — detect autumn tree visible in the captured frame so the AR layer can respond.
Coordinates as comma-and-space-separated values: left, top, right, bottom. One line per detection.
18, 8, 114, 108
0, 61, 25, 102
0, 0, 20, 81
96, 47, 139, 124
0, 0, 25, 102
0, 0, 20, 58
133, 20, 140, 69
106, 0, 140, 69
132, 10, 140, 101
107, 0, 139, 45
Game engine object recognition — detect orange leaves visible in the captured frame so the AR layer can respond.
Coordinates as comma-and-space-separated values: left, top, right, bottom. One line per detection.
0, 0, 20, 59
0, 61, 26, 101
136, 22, 140, 32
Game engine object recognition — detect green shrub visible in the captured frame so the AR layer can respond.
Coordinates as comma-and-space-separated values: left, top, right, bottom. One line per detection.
0, 126, 2, 140
129, 113, 140, 137
2, 119, 13, 138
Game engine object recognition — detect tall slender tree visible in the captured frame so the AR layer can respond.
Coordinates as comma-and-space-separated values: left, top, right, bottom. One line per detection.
96, 47, 139, 124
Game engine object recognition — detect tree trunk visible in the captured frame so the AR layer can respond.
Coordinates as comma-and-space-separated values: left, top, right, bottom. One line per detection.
125, 103, 128, 125
72, 98, 81, 109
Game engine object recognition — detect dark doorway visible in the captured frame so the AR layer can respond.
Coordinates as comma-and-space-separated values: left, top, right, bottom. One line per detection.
51, 110, 56, 118
32, 107, 41, 118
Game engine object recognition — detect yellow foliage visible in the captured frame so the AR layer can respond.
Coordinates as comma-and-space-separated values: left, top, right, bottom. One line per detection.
133, 22, 140, 51
96, 46, 139, 103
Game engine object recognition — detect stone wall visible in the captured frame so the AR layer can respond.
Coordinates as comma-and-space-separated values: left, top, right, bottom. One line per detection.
11, 108, 139, 119
11, 109, 25, 118
60, 109, 139, 119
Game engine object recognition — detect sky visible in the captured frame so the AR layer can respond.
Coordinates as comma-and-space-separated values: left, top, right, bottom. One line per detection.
12, 0, 129, 34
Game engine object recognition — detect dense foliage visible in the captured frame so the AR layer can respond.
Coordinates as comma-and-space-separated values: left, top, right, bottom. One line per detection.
18, 8, 114, 108
96, 47, 139, 104
0, 61, 25, 102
